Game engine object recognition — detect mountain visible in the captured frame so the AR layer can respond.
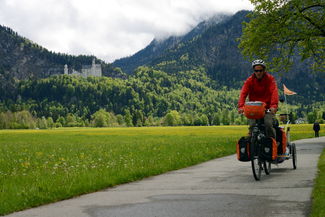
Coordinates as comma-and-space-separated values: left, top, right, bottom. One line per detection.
113, 10, 325, 102
0, 25, 124, 80
113, 13, 231, 74
0, 12, 324, 128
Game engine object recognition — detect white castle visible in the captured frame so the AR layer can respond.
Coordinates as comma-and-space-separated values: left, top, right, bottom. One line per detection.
64, 58, 102, 77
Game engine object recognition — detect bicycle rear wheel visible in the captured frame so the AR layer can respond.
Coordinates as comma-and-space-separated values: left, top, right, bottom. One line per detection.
291, 143, 297, 169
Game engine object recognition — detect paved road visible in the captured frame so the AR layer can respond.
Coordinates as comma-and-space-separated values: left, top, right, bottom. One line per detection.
6, 137, 325, 217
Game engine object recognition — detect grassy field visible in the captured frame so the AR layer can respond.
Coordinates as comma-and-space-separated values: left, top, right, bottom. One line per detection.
0, 124, 323, 215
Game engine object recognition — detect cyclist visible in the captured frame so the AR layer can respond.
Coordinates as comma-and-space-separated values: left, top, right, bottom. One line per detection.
238, 59, 279, 138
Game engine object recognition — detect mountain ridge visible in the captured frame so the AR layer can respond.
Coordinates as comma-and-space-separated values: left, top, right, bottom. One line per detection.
0, 25, 124, 80
113, 10, 325, 102
113, 13, 232, 74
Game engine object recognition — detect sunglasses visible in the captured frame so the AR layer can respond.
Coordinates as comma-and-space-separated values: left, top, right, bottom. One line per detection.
254, 69, 264, 72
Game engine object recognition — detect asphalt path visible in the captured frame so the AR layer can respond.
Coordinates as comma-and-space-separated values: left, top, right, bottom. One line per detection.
6, 137, 325, 217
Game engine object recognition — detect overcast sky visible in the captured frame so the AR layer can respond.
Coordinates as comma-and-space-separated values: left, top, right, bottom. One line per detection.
0, 0, 253, 63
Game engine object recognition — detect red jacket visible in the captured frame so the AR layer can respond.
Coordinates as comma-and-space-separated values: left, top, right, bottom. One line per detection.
238, 72, 279, 110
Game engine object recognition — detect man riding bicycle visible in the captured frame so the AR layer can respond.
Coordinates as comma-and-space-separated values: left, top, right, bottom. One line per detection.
238, 59, 279, 138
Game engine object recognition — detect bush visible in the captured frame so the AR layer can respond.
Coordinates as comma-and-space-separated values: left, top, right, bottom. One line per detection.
0, 110, 36, 129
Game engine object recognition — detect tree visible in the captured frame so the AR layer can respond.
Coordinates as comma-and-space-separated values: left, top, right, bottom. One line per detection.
200, 114, 209, 126
57, 116, 66, 127
15, 110, 36, 129
0, 112, 6, 129
221, 110, 230, 125
144, 115, 155, 126
239, 0, 325, 72
181, 113, 194, 126
289, 111, 297, 124
133, 110, 144, 127
211, 113, 221, 125
124, 110, 133, 127
307, 111, 317, 123
116, 114, 125, 126
66, 113, 78, 127
91, 109, 110, 127
193, 114, 203, 126
37, 116, 48, 129
164, 110, 181, 126
47, 117, 54, 128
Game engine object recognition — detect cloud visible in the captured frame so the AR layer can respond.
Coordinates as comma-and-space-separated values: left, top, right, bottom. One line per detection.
0, 0, 253, 62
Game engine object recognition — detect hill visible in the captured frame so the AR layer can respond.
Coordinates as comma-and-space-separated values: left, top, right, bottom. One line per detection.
0, 25, 124, 80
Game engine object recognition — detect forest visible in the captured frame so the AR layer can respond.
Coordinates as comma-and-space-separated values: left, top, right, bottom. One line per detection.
1, 66, 324, 129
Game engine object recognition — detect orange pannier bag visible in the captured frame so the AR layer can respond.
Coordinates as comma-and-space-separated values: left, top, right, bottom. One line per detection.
280, 128, 287, 154
270, 137, 278, 161
276, 127, 287, 154
244, 101, 266, 119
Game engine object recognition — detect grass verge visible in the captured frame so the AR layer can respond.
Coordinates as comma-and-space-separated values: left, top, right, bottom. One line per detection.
310, 148, 325, 217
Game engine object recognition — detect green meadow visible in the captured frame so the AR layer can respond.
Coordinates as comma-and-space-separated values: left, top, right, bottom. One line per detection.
0, 124, 323, 215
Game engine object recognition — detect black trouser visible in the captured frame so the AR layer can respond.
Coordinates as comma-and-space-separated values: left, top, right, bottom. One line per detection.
249, 113, 276, 138
315, 131, 319, 137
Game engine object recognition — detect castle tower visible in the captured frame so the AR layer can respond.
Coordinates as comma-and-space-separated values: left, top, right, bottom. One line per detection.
90, 58, 102, 77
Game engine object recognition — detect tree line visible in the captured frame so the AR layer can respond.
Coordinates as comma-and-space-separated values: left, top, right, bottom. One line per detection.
0, 109, 247, 129
1, 66, 324, 129
1, 107, 323, 130
0, 66, 246, 128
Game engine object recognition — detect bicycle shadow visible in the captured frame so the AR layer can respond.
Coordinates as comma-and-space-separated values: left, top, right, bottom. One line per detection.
259, 166, 297, 181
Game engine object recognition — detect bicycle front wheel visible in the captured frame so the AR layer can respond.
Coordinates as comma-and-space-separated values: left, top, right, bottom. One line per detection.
250, 141, 262, 181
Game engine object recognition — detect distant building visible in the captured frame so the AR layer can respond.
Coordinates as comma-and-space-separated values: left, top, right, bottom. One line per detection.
64, 58, 102, 77
64, 64, 68, 75
81, 58, 102, 77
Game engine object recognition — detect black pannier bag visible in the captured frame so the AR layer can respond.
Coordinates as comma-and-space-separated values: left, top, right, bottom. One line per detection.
236, 137, 250, 162
260, 137, 277, 161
